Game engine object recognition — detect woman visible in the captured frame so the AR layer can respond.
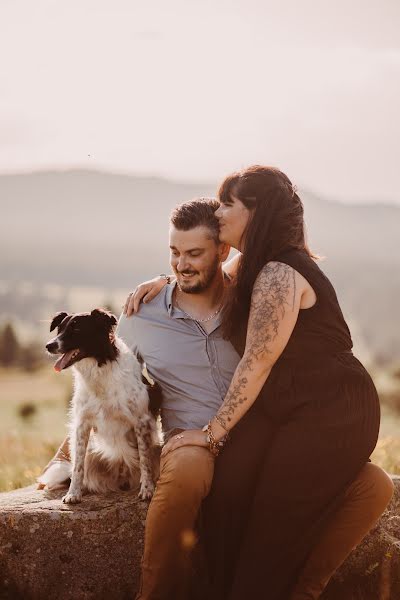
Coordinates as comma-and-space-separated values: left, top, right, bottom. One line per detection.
158, 165, 382, 599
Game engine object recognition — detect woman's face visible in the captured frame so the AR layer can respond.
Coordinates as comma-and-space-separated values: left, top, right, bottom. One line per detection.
215, 194, 253, 251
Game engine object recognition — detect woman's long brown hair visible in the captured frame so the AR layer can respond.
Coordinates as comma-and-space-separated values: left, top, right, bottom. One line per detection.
220, 165, 316, 341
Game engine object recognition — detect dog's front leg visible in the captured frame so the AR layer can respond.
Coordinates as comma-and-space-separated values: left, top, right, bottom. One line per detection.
62, 422, 91, 504
135, 415, 155, 500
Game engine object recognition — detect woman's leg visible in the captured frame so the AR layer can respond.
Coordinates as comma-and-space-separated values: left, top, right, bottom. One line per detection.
203, 404, 275, 598
290, 463, 394, 600
229, 417, 375, 600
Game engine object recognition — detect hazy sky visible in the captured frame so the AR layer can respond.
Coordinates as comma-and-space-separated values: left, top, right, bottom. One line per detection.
1, 0, 399, 202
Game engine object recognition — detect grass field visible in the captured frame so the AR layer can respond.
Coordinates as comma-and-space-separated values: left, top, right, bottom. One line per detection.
0, 366, 72, 492
0, 367, 399, 493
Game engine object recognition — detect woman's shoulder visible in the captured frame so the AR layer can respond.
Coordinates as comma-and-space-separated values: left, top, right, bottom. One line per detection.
271, 249, 330, 291
272, 248, 317, 272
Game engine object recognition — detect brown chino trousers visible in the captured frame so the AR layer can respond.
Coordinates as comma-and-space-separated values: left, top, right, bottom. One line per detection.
136, 445, 393, 600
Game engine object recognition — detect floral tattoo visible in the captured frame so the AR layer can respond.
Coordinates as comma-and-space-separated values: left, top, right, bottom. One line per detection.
217, 262, 296, 427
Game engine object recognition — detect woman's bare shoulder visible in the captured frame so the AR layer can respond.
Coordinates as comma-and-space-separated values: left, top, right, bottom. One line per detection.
254, 261, 313, 309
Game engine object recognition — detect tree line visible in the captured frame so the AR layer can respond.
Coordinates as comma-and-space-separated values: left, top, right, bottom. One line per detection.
0, 322, 45, 371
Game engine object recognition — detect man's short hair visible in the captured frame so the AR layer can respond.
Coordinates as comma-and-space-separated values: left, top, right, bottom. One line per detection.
170, 198, 220, 242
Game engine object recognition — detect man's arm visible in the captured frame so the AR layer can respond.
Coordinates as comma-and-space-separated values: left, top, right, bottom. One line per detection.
37, 435, 71, 489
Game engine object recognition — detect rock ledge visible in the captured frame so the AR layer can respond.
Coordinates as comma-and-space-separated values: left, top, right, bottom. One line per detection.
0, 477, 399, 599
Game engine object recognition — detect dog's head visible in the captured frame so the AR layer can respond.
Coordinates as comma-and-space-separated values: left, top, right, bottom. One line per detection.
46, 308, 118, 371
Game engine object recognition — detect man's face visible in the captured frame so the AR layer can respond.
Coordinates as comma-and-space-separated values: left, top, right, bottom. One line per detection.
169, 225, 228, 293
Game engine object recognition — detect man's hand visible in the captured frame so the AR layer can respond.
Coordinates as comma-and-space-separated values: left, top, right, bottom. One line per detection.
161, 429, 208, 458
123, 276, 171, 317
37, 436, 71, 489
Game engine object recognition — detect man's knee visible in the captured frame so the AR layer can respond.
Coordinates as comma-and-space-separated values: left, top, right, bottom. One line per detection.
159, 446, 214, 500
345, 463, 394, 516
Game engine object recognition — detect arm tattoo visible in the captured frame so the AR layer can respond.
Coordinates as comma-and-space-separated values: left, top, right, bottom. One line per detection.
217, 262, 296, 427
292, 267, 296, 311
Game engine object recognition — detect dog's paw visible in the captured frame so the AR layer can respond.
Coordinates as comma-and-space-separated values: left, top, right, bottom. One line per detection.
138, 480, 154, 501
62, 491, 82, 504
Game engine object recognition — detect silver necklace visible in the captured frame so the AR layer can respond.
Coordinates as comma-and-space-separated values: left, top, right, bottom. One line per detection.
175, 290, 223, 323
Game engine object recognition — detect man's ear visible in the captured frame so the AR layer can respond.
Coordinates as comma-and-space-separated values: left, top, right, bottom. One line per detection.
219, 243, 231, 263
50, 312, 69, 332
91, 308, 117, 328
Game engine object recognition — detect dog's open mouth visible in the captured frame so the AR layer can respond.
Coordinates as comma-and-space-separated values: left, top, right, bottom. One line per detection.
54, 349, 81, 372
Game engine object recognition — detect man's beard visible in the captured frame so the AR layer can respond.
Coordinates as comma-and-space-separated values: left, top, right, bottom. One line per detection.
176, 257, 220, 294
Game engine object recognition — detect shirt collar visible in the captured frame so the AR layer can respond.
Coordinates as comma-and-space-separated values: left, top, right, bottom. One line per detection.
165, 281, 177, 317
165, 281, 223, 331
166, 282, 194, 321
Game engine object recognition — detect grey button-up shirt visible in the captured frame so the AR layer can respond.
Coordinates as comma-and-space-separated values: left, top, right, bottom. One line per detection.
117, 283, 240, 433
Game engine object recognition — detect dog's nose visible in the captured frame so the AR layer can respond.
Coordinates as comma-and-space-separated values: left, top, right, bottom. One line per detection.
46, 341, 58, 353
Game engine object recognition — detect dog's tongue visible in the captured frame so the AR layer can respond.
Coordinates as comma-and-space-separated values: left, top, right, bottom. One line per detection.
54, 350, 76, 372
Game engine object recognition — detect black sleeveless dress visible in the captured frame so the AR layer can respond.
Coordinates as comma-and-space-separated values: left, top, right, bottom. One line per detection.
203, 249, 380, 600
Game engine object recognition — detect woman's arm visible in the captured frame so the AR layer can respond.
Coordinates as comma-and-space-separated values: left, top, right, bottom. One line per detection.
124, 253, 241, 316
214, 261, 302, 435
161, 261, 305, 456
223, 252, 241, 279
124, 275, 174, 316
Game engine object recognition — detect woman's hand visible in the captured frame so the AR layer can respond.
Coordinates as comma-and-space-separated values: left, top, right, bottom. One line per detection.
123, 276, 171, 316
161, 429, 208, 458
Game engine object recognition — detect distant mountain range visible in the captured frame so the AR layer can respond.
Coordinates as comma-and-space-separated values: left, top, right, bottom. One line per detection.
1, 169, 399, 362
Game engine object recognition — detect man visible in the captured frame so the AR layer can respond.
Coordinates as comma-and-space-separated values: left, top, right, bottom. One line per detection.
43, 199, 393, 600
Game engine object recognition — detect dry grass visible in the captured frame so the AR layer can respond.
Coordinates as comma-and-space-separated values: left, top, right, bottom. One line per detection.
372, 405, 400, 475
0, 366, 72, 492
0, 367, 399, 493
371, 437, 400, 475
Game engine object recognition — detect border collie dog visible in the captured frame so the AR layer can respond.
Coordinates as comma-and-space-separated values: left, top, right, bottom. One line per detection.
42, 308, 156, 504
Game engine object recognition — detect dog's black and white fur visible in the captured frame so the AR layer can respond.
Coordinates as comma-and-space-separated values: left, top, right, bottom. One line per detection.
41, 308, 157, 504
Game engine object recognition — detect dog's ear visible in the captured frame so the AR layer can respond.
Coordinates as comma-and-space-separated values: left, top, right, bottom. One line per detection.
50, 312, 69, 332
91, 308, 117, 329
